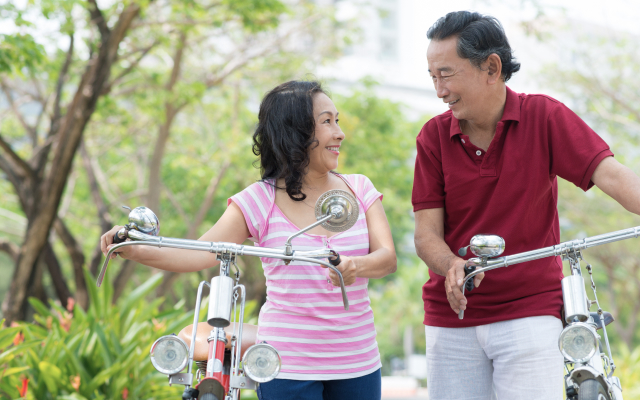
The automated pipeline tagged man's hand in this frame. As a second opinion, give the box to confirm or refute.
[445,258,485,314]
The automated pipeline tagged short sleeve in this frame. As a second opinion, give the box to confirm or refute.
[412,121,445,211]
[343,174,383,212]
[547,103,614,191]
[228,182,274,242]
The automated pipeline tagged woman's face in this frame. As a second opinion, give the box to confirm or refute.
[308,92,344,174]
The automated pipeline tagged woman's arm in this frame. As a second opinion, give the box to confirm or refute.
[327,199,397,285]
[100,202,251,273]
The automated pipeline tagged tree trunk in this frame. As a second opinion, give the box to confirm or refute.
[54,219,89,310]
[1,3,140,324]
[80,140,113,276]
[42,242,71,309]
[112,259,136,303]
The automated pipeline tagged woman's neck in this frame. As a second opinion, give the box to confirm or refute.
[301,170,333,195]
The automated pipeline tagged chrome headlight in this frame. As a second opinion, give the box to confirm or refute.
[559,323,598,363]
[242,343,281,383]
[150,335,189,375]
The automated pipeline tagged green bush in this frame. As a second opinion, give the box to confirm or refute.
[0,272,192,400]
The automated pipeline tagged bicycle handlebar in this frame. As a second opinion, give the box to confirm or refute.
[97,229,350,310]
[459,225,640,319]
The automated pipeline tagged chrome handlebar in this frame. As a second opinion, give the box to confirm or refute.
[97,230,350,310]
[459,225,640,319]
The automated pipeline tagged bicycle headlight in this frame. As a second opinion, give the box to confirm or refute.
[242,343,281,383]
[559,323,598,363]
[150,335,189,375]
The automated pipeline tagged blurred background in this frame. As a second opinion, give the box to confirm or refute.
[1,0,639,398]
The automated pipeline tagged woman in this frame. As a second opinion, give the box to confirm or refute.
[101,80,397,400]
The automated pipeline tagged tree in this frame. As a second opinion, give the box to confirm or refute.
[0,0,352,322]
[0,0,140,324]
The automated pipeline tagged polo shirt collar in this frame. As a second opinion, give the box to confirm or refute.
[449,86,521,139]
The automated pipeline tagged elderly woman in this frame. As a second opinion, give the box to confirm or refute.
[101,80,396,400]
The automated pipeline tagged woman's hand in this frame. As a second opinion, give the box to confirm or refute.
[327,255,357,287]
[100,226,138,260]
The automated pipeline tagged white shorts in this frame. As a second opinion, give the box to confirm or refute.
[424,315,564,400]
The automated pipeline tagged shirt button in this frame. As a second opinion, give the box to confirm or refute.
[476,150,482,156]
[461,139,465,143]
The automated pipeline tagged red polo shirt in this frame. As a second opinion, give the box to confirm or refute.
[412,87,613,328]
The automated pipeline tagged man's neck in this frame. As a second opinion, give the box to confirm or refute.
[462,85,507,151]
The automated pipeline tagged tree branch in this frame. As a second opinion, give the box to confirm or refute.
[42,242,71,309]
[81,139,114,275]
[50,33,75,139]
[205,15,321,88]
[161,182,189,226]
[0,80,38,145]
[187,161,231,239]
[88,0,110,41]
[53,218,89,310]
[103,40,158,93]
[0,133,33,179]
[0,239,19,261]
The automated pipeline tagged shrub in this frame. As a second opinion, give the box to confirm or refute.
[0,272,191,400]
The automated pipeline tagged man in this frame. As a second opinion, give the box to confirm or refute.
[412,11,640,400]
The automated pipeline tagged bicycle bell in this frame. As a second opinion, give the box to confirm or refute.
[124,206,160,236]
[314,190,359,232]
[458,234,505,258]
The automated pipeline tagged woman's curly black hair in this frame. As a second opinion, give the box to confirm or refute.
[252,80,326,202]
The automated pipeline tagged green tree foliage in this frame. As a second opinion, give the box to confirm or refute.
[0,0,351,320]
[333,80,429,370]
[335,79,422,252]
[527,18,640,349]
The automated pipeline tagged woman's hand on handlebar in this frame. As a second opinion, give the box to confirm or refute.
[326,255,357,287]
[100,226,133,260]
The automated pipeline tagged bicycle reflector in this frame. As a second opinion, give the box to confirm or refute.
[150,335,189,375]
[242,343,281,383]
[559,323,598,363]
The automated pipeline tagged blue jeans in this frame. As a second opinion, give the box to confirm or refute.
[257,369,381,400]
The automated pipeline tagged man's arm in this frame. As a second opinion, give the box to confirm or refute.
[414,208,484,314]
[591,156,640,215]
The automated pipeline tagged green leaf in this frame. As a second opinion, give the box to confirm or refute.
[119,273,163,317]
[0,33,45,75]
[39,360,62,393]
[1,365,30,377]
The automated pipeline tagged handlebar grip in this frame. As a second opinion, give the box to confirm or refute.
[113,229,127,244]
[464,265,476,292]
[329,253,341,266]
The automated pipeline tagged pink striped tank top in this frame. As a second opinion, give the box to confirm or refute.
[228,173,383,380]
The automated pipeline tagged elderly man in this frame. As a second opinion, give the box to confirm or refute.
[412,11,640,400]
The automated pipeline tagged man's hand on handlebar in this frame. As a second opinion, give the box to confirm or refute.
[445,258,484,314]
[326,255,357,287]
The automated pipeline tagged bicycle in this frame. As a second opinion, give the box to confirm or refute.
[458,227,640,400]
[96,189,359,400]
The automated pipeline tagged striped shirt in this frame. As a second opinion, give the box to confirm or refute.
[228,173,383,380]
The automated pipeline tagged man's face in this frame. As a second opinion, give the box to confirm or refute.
[427,37,490,122]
